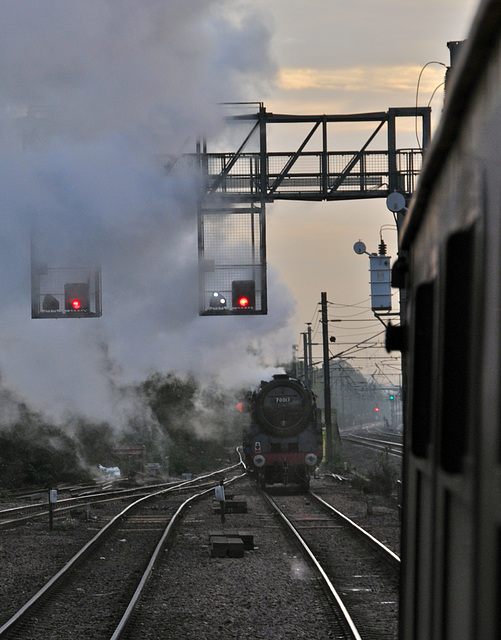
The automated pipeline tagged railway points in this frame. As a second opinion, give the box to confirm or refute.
[0,457,400,639]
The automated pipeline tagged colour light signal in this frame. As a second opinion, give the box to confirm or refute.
[64,283,90,312]
[232,280,255,310]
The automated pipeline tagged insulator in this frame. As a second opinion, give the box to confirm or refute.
[378,240,387,255]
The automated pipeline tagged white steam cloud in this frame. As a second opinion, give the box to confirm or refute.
[0,1,296,426]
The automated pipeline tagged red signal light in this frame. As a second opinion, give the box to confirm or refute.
[375,407,379,412]
[232,280,255,310]
[64,283,90,312]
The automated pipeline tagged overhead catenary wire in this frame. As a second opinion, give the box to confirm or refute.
[428,81,445,107]
[415,60,447,148]
[299,295,401,388]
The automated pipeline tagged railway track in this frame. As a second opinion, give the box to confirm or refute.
[342,434,403,458]
[0,469,241,530]
[1,468,400,638]
[0,469,245,639]
[120,475,342,639]
[263,488,400,639]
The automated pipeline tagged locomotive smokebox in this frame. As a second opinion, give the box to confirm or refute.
[254,375,313,438]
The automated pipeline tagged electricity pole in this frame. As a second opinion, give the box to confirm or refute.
[302,331,310,389]
[321,292,334,466]
[307,324,313,386]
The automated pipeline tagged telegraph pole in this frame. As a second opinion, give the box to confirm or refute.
[302,331,310,389]
[307,324,313,386]
[321,292,334,466]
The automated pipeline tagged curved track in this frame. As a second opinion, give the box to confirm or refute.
[1,459,400,639]
[0,467,243,639]
[0,467,242,531]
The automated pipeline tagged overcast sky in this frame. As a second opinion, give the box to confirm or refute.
[0,0,481,427]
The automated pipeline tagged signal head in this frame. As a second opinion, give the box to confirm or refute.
[64,282,90,312]
[210,292,227,308]
[231,280,255,310]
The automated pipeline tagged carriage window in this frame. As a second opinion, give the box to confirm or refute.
[411,282,435,458]
[440,227,474,473]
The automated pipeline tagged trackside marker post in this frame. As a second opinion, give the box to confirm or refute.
[49,489,57,531]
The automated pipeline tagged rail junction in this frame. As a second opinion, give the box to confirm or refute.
[1,457,400,639]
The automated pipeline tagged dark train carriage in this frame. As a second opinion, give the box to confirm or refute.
[391,2,501,638]
[243,374,323,490]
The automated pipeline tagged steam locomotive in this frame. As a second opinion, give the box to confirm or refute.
[242,374,323,490]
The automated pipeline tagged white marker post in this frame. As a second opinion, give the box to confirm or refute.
[49,489,57,531]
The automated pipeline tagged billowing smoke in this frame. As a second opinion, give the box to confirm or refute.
[0,1,295,428]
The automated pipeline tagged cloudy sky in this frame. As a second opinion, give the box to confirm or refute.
[0,0,480,426]
[255,0,478,367]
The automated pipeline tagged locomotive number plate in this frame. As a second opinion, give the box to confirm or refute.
[274,396,292,403]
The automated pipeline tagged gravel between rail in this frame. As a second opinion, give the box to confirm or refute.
[0,441,402,638]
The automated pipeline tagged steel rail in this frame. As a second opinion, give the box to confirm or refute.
[309,491,401,567]
[261,491,363,640]
[342,434,403,458]
[346,434,403,449]
[0,463,243,530]
[0,465,243,637]
[110,473,245,639]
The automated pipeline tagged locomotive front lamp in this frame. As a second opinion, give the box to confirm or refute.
[253,454,265,467]
[305,453,318,466]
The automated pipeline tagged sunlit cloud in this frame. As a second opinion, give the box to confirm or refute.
[278,64,446,100]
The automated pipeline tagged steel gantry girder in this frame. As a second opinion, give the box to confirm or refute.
[194,104,431,203]
[194,103,431,315]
